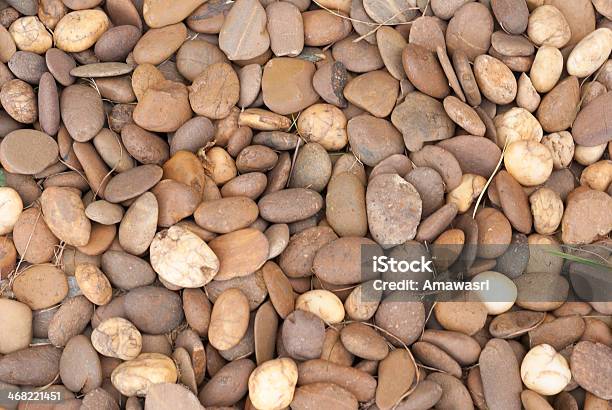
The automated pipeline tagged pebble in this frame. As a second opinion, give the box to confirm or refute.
[391,92,455,152]
[0,25,16,63]
[494,171,533,234]
[40,186,91,247]
[366,174,422,248]
[376,26,407,80]
[12,208,59,264]
[262,58,318,115]
[60,84,105,142]
[258,188,323,223]
[8,51,48,84]
[133,23,187,65]
[53,10,110,52]
[45,48,76,86]
[266,2,304,57]
[427,372,475,410]
[0,79,37,124]
[376,349,416,409]
[562,189,612,245]
[514,272,569,311]
[536,76,580,133]
[479,338,522,410]
[85,200,124,225]
[570,341,612,399]
[143,0,205,28]
[104,165,164,203]
[332,34,384,73]
[189,62,239,120]
[491,31,534,57]
[491,0,528,35]
[405,167,444,218]
[442,96,485,137]
[446,2,493,61]
[473,54,517,105]
[567,28,612,78]
[132,80,192,132]
[343,70,399,118]
[94,25,141,62]
[0,129,58,175]
[409,15,445,52]
[69,62,134,78]
[347,114,404,167]
[572,91,612,146]
[219,0,269,60]
[363,0,417,24]
[402,43,449,99]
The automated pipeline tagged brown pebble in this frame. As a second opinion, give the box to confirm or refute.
[262,58,318,115]
[344,71,399,118]
[402,43,449,99]
[104,165,164,204]
[0,129,58,175]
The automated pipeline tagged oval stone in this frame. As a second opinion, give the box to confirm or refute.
[491,0,528,35]
[347,115,404,167]
[104,165,164,203]
[402,43,449,99]
[118,192,159,256]
[218,0,269,61]
[258,188,323,223]
[12,264,68,310]
[572,91,612,146]
[366,173,422,248]
[571,341,612,400]
[70,62,134,78]
[446,2,493,61]
[0,129,58,175]
[536,76,580,133]
[479,338,522,410]
[94,25,141,62]
[60,84,105,142]
[40,186,91,247]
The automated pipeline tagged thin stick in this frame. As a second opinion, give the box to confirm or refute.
[311,0,418,26]
[333,319,421,408]
[472,140,509,219]
[502,314,546,339]
[0,210,42,295]
[352,5,422,42]
[287,112,304,187]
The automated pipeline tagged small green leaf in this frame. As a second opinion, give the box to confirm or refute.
[0,169,5,187]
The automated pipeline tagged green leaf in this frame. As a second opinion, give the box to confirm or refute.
[0,169,5,187]
[546,250,612,270]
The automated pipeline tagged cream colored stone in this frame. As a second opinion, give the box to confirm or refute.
[248,358,298,410]
[530,46,563,93]
[494,107,543,148]
[296,289,346,324]
[149,225,219,288]
[520,344,571,396]
[447,174,487,213]
[530,187,564,235]
[504,140,553,186]
[9,17,52,54]
[567,28,612,77]
[111,353,177,397]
